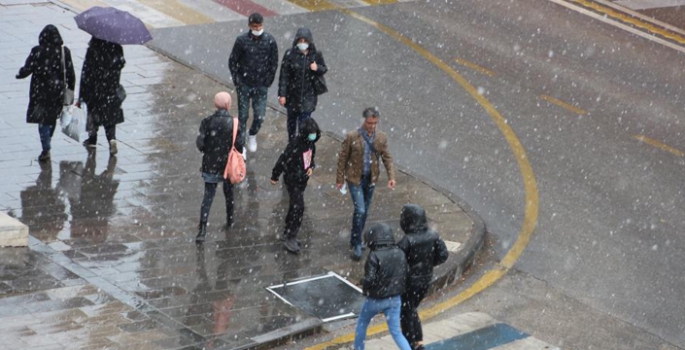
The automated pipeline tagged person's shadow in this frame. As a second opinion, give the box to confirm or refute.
[20,161,67,242]
[58,151,119,243]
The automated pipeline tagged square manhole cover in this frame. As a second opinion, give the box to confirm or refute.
[266,271,364,322]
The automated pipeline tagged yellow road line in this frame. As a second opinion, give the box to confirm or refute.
[287,0,339,11]
[568,0,685,45]
[306,9,539,350]
[454,58,496,77]
[138,0,213,25]
[541,94,587,115]
[634,135,684,156]
[361,0,398,5]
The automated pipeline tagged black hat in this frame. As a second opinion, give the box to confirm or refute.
[248,13,263,25]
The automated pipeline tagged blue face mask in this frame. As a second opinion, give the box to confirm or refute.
[307,133,317,141]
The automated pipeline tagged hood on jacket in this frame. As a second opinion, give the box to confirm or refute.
[298,117,321,143]
[39,25,63,47]
[364,223,395,250]
[292,27,316,51]
[400,204,429,234]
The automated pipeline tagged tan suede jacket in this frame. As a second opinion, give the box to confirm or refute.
[336,130,395,186]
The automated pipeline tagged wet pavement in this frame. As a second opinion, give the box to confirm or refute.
[0,2,481,349]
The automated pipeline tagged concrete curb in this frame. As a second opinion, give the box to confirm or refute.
[0,211,28,247]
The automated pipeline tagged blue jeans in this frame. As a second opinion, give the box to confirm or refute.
[286,108,311,142]
[349,174,375,247]
[38,123,56,151]
[237,85,268,139]
[354,295,411,350]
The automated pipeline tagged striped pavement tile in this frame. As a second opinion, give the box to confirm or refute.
[56,0,410,28]
[364,312,561,350]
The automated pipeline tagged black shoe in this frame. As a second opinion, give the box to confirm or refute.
[195,224,207,243]
[284,238,300,254]
[83,138,96,148]
[351,244,363,261]
[223,220,234,231]
[38,151,50,162]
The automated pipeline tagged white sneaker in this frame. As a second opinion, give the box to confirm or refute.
[242,148,247,161]
[248,135,257,152]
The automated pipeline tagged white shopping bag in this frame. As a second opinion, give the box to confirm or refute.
[61,103,88,142]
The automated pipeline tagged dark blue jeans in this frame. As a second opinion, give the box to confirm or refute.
[286,108,311,142]
[38,123,56,152]
[200,180,234,226]
[349,174,375,247]
[237,85,268,138]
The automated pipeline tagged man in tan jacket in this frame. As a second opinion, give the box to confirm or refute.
[336,107,396,260]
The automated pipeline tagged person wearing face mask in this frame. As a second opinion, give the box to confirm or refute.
[228,12,279,157]
[278,27,328,142]
[336,107,396,260]
[270,118,321,254]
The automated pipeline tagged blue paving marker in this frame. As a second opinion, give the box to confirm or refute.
[425,323,529,350]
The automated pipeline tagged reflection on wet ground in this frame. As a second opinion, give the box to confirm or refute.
[0,4,473,349]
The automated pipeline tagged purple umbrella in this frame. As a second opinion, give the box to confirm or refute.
[74,7,152,45]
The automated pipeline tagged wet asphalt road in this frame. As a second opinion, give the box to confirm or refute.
[149,0,685,347]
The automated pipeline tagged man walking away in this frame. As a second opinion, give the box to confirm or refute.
[354,223,411,350]
[228,12,278,156]
[336,107,396,261]
[397,204,449,350]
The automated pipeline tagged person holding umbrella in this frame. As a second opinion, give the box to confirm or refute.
[74,6,152,155]
[16,24,76,162]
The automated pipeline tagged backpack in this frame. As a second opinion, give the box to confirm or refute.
[223,117,246,184]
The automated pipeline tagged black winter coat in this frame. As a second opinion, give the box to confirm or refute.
[362,223,408,299]
[397,204,449,286]
[278,28,327,113]
[271,133,320,187]
[79,37,126,126]
[196,109,245,175]
[16,25,76,125]
[228,31,279,88]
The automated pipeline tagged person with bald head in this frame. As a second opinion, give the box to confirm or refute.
[195,92,245,243]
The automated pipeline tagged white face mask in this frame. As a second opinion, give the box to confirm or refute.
[251,29,264,36]
[296,42,309,51]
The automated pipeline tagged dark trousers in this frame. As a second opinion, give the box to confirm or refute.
[400,283,430,345]
[200,180,234,226]
[286,108,311,142]
[237,85,268,138]
[283,182,306,239]
[88,124,116,142]
[38,123,56,151]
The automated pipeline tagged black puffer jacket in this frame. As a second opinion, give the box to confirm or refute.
[271,118,321,187]
[228,31,279,88]
[16,25,76,125]
[397,204,449,286]
[361,223,408,299]
[79,37,126,126]
[277,28,327,113]
[196,109,245,175]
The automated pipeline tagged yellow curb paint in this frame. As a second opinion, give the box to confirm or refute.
[361,0,398,5]
[287,0,339,11]
[541,94,588,115]
[138,0,214,25]
[569,0,685,45]
[454,57,496,77]
[306,9,539,350]
[634,135,684,156]
[58,0,109,12]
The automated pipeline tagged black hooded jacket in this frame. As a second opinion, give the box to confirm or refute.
[277,28,327,113]
[228,30,279,88]
[196,109,245,175]
[397,204,449,286]
[362,223,408,299]
[79,37,126,126]
[16,25,76,124]
[271,118,321,186]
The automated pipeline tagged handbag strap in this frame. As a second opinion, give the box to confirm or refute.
[60,46,66,88]
[231,117,238,149]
